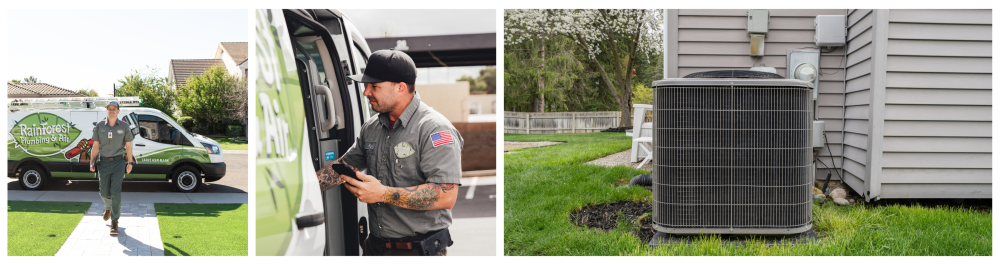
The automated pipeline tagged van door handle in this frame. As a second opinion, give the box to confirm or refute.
[136,144,145,147]
[315,84,338,131]
[295,212,325,229]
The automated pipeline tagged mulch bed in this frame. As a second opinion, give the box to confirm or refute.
[601,127,630,132]
[570,200,655,243]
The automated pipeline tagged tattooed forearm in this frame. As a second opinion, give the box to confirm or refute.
[316,158,360,192]
[383,183,458,210]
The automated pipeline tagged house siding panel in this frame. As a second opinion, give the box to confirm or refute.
[842,8,874,190]
[877,10,992,199]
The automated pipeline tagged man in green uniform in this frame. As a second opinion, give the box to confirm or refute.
[336,50,464,256]
[89,101,134,236]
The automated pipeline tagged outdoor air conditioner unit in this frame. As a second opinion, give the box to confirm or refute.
[651,70,814,235]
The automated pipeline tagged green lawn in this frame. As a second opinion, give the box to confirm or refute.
[8,201,92,256]
[209,137,248,150]
[504,132,992,256]
[155,203,248,256]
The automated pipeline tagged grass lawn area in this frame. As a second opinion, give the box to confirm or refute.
[209,137,248,151]
[8,201,91,256]
[155,203,248,256]
[504,132,992,256]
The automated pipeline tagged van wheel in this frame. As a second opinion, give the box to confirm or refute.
[172,166,201,192]
[18,164,47,190]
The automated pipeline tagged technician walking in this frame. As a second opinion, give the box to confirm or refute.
[335,50,463,256]
[89,101,134,236]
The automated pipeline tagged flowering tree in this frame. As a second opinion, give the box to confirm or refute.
[505,9,662,126]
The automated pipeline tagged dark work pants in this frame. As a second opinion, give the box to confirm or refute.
[97,159,126,221]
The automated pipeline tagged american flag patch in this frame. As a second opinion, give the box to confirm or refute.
[430,130,454,147]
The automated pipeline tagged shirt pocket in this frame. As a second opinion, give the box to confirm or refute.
[392,145,421,185]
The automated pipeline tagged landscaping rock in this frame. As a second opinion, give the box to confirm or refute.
[813,194,825,204]
[812,187,823,195]
[834,198,850,206]
[830,188,847,199]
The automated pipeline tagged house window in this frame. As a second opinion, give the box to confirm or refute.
[470,102,481,115]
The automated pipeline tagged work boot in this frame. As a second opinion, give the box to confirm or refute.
[103,210,111,221]
[110,221,119,236]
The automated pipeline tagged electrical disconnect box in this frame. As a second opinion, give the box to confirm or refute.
[746,9,769,35]
[747,9,769,56]
[814,15,846,47]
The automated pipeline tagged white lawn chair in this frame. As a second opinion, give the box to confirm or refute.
[629,104,653,164]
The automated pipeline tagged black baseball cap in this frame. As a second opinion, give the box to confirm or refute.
[348,49,417,84]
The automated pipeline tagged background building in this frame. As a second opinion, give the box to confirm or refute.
[7,82,85,98]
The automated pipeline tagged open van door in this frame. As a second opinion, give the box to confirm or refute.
[255,8,369,256]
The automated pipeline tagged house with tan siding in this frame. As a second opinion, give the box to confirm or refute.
[662,9,991,200]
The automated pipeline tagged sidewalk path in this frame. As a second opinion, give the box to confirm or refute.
[55,203,163,256]
[9,191,246,256]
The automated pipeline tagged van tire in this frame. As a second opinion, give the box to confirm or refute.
[18,164,47,190]
[172,166,201,192]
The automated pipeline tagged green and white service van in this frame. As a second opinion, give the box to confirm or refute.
[7,97,226,192]
[256,9,374,256]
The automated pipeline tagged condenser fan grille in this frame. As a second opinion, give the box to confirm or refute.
[652,84,813,234]
[682,70,785,79]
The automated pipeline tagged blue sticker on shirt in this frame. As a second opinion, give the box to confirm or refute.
[325,151,337,161]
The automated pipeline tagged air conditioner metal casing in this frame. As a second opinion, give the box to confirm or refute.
[651,78,814,235]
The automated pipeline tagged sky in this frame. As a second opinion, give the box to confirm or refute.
[340,9,496,85]
[7,9,248,96]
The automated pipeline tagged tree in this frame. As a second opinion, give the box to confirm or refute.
[177,65,244,134]
[76,89,99,97]
[632,83,652,105]
[22,76,39,83]
[479,66,497,94]
[223,75,249,132]
[457,75,485,93]
[506,9,662,127]
[117,66,176,118]
[504,35,585,112]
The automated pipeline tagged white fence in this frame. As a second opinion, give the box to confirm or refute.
[504,111,620,134]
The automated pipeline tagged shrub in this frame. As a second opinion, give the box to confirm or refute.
[226,125,244,137]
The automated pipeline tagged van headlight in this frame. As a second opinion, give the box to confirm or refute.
[201,142,221,154]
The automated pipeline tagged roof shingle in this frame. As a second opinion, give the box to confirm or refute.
[7,82,85,98]
[170,59,225,88]
[219,42,248,65]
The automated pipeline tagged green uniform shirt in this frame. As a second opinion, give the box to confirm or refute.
[93,117,133,158]
[342,93,464,239]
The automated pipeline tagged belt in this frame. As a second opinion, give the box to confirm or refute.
[101,155,125,161]
[372,229,441,250]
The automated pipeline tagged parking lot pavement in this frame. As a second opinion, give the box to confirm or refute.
[448,176,497,256]
[447,217,497,256]
[8,150,248,193]
[453,176,497,218]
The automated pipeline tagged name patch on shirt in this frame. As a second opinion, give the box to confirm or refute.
[430,130,454,147]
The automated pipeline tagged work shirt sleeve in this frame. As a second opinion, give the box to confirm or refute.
[419,124,463,185]
[92,124,100,144]
[123,124,133,143]
[341,137,368,170]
